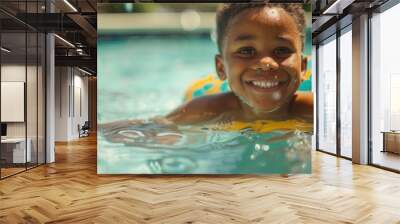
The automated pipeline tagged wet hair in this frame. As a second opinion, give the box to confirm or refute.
[216,3,306,53]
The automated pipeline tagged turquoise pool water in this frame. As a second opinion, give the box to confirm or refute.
[98,35,217,121]
[98,35,311,174]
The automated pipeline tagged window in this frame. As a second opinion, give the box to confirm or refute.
[371,3,400,171]
[0,1,47,179]
[339,27,352,158]
[317,35,337,154]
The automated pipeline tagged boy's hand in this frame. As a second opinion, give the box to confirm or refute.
[99,118,183,146]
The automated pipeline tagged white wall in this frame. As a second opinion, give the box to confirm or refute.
[55,67,89,141]
[1,82,25,122]
[55,66,69,141]
[1,65,39,138]
[1,65,26,81]
[1,63,46,164]
[74,73,89,137]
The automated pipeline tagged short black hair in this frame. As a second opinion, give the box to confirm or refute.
[216,3,306,53]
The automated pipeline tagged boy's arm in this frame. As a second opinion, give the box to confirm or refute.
[165,93,234,125]
[291,92,314,121]
[100,93,234,129]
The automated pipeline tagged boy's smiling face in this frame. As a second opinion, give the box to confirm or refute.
[216,7,306,113]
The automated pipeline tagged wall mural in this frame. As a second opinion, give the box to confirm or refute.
[97,3,313,174]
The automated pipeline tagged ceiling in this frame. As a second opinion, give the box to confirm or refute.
[312,0,390,43]
[1,0,396,75]
[0,0,97,74]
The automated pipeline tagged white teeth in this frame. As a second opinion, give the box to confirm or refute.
[251,80,279,89]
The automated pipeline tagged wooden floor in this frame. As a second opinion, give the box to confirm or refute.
[373,150,400,171]
[1,163,45,178]
[1,167,26,178]
[1,135,400,224]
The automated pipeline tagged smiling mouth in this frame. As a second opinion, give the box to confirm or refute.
[244,79,286,91]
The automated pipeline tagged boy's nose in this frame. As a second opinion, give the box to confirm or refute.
[253,56,278,71]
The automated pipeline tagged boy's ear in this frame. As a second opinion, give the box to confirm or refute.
[215,55,227,80]
[300,56,308,82]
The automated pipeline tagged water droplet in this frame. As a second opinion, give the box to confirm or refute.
[118,129,145,138]
[272,91,281,100]
[262,145,270,151]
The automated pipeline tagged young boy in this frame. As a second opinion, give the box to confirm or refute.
[103,3,313,132]
[165,3,313,125]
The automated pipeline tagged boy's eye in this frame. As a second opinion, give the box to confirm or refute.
[236,47,256,57]
[274,47,293,57]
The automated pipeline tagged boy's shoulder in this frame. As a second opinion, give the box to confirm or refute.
[166,92,238,125]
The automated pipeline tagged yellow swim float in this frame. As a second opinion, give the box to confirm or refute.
[211,120,313,133]
[183,69,313,133]
[183,74,229,102]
